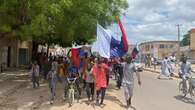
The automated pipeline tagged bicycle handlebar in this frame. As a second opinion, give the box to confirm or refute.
[67,77,77,83]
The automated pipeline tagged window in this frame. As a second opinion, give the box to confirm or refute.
[159,44,165,48]
[145,45,150,51]
[170,45,174,48]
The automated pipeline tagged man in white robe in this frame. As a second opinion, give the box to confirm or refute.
[158,57,172,79]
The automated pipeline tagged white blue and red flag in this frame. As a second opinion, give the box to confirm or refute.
[92,17,128,58]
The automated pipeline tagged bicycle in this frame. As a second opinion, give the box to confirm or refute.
[67,77,79,106]
[178,76,195,98]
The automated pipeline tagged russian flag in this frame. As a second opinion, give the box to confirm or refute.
[110,17,128,58]
[71,46,87,68]
[92,17,128,58]
[131,45,139,59]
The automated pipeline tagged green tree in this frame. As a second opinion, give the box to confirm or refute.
[0,0,128,46]
[180,34,190,46]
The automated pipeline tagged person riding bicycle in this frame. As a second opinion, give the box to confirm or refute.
[179,57,194,92]
[68,64,79,78]
[67,64,81,98]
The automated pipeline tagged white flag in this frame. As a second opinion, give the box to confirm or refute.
[91,24,111,58]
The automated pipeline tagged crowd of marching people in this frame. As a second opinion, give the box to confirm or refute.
[30,52,97,104]
[29,50,195,109]
[29,51,142,109]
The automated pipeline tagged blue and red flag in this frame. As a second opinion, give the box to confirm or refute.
[71,48,80,68]
[131,45,139,59]
[71,46,87,68]
[117,16,128,52]
[110,17,128,58]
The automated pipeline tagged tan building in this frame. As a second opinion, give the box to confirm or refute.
[179,29,195,60]
[189,29,195,59]
[139,41,178,59]
[0,37,32,71]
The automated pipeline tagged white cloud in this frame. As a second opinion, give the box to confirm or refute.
[109,0,195,44]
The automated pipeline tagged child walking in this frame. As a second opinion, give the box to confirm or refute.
[30,61,40,88]
[85,65,95,103]
[47,58,58,104]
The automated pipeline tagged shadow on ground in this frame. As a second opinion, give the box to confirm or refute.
[174,95,195,105]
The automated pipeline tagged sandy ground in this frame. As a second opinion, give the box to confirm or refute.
[1,69,195,110]
[0,71,127,110]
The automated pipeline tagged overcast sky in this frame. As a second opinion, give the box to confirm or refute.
[108,0,195,44]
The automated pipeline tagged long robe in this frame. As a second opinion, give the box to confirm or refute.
[160,59,171,77]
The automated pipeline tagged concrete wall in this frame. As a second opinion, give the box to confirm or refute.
[190,29,195,50]
[190,29,195,60]
[0,37,17,68]
[0,37,32,70]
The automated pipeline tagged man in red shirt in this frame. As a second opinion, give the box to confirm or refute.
[92,57,109,106]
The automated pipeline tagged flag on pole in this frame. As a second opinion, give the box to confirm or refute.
[92,17,128,58]
[71,46,87,68]
[71,48,80,68]
[110,17,128,58]
[131,45,139,59]
[117,16,128,52]
[91,24,111,58]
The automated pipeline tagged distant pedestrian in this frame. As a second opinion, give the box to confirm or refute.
[43,53,49,79]
[153,57,157,70]
[144,55,147,67]
[122,55,141,108]
[47,70,57,104]
[29,61,40,88]
[158,57,172,79]
[167,58,174,76]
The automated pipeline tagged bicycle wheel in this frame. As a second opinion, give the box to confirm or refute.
[75,88,80,102]
[179,81,187,97]
[68,89,73,106]
[190,87,195,98]
[190,78,195,98]
[72,89,75,104]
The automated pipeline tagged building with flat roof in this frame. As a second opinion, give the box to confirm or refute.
[0,37,32,71]
[189,29,195,60]
[139,41,178,59]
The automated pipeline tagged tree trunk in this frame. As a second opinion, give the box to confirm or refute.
[32,41,39,61]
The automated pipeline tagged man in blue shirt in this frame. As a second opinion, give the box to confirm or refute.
[68,64,79,78]
[67,63,81,98]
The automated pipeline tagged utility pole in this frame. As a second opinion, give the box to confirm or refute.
[176,24,181,61]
